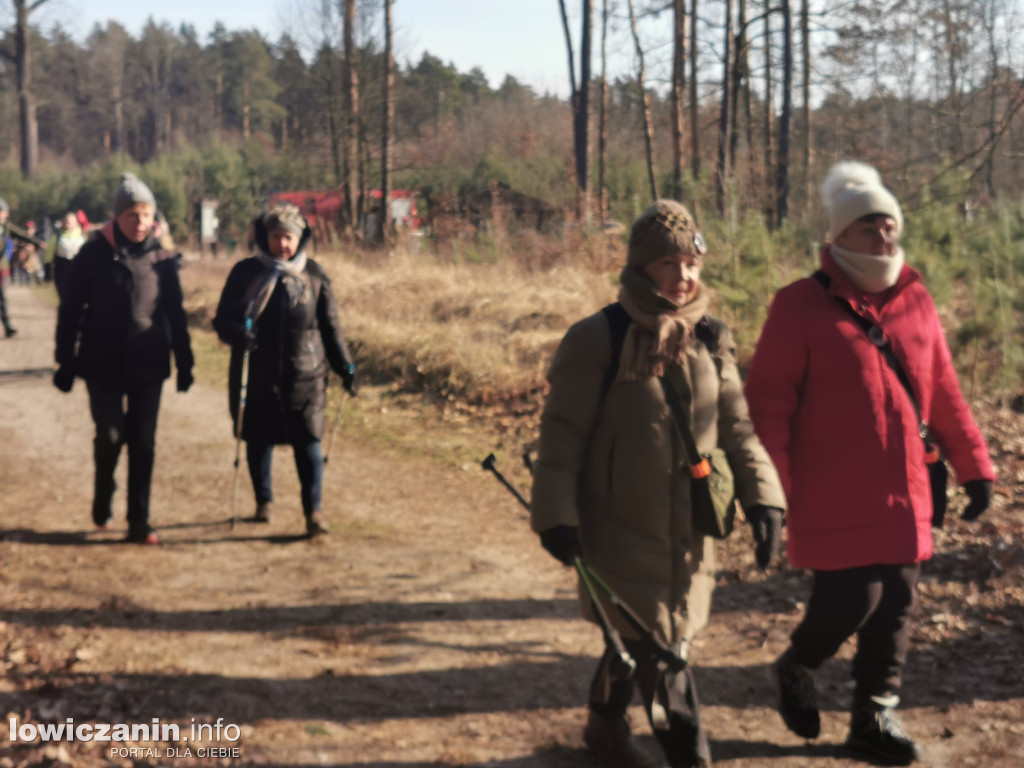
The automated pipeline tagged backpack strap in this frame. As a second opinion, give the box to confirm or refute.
[600,302,723,392]
[600,302,631,393]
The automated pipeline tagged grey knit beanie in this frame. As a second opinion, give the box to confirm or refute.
[0,198,8,213]
[627,199,707,269]
[113,173,156,217]
[263,204,306,236]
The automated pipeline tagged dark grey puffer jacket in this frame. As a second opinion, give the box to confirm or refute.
[213,219,355,445]
[55,220,193,390]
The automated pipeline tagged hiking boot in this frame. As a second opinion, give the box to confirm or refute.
[583,710,666,768]
[125,529,160,546]
[774,648,820,739]
[305,511,329,538]
[253,501,273,523]
[846,695,919,766]
[4,326,16,338]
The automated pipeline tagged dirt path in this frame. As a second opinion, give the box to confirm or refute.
[1,282,1022,768]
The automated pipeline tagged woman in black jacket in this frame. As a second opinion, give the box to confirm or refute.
[53,174,194,544]
[213,205,356,537]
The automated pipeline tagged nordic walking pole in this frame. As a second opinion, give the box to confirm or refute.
[482,452,636,679]
[481,453,530,510]
[581,560,688,672]
[230,321,254,530]
[575,556,637,680]
[323,377,345,466]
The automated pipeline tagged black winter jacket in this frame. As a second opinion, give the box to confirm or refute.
[54,221,194,390]
[212,220,355,445]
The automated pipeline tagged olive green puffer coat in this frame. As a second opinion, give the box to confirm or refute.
[531,307,785,645]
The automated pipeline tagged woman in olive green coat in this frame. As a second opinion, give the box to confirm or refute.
[531,200,785,768]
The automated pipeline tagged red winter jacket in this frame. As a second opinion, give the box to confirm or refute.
[744,248,994,570]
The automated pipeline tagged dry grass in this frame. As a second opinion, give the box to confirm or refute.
[182,243,621,405]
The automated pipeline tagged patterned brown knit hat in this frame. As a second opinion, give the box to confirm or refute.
[263,204,306,236]
[627,199,707,269]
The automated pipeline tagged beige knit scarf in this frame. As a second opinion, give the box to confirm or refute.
[616,266,710,380]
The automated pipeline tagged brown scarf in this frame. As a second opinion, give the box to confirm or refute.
[616,266,710,381]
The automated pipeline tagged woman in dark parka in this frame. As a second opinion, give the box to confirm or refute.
[213,205,356,537]
[53,174,194,544]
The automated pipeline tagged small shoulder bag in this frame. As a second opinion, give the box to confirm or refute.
[658,374,737,539]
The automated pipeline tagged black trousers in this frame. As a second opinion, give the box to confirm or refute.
[589,638,710,768]
[87,381,164,534]
[53,256,71,300]
[790,562,920,699]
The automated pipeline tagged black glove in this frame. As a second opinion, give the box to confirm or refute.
[177,368,194,393]
[341,365,358,397]
[53,366,75,393]
[929,460,950,528]
[961,479,993,521]
[746,505,784,569]
[539,525,581,566]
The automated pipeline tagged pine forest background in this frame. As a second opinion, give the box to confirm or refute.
[2,0,1024,396]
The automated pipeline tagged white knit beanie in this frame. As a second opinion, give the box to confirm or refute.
[821,162,903,241]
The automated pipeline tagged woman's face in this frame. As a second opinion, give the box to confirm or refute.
[643,250,702,304]
[268,229,300,259]
[116,203,155,243]
[834,215,900,256]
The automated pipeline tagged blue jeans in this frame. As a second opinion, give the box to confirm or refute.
[246,439,323,515]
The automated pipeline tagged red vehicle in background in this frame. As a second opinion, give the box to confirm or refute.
[267,189,419,243]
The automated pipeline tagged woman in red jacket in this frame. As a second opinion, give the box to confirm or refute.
[744,162,994,766]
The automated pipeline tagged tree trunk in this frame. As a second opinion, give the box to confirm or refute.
[715,0,733,216]
[242,78,251,140]
[627,0,658,202]
[559,0,592,218]
[343,0,360,236]
[671,0,687,199]
[689,0,701,180]
[378,0,394,246]
[598,0,610,223]
[762,7,775,224]
[800,0,812,216]
[13,0,48,179]
[776,0,793,226]
[112,81,125,154]
[730,0,746,173]
[577,0,592,220]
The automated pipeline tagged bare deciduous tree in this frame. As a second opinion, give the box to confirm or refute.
[343,0,360,236]
[627,0,658,201]
[776,0,793,225]
[378,0,393,245]
[558,0,593,217]
[671,0,687,199]
[4,0,52,178]
[716,0,733,215]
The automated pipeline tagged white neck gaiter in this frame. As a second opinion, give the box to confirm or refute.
[829,244,905,294]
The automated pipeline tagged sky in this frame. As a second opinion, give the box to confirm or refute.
[50,0,590,99]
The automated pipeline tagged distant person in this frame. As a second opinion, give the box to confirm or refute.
[0,198,15,338]
[12,220,42,284]
[53,174,195,545]
[530,200,786,768]
[745,162,995,766]
[52,211,87,297]
[213,204,357,538]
